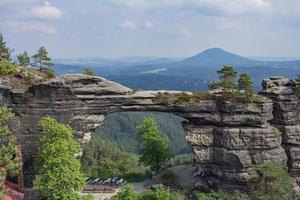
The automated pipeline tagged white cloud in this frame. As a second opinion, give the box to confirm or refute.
[4,20,56,34]
[120,20,136,29]
[32,1,62,19]
[105,0,272,16]
[144,21,155,29]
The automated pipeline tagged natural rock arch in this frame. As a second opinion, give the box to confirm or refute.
[0,74,299,193]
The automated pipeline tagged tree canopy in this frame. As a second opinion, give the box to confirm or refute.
[32,47,53,71]
[17,51,30,66]
[0,33,11,61]
[137,117,171,172]
[34,116,90,200]
[0,107,21,199]
[238,73,254,102]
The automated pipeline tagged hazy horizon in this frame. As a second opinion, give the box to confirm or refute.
[1,0,300,58]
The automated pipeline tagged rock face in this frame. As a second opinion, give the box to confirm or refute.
[260,76,300,186]
[0,74,299,193]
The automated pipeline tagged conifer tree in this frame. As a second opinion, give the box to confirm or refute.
[0,33,11,61]
[17,51,30,66]
[32,47,53,71]
[238,73,254,102]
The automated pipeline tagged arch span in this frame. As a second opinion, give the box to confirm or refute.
[0,74,291,192]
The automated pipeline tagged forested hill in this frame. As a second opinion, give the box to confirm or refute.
[94,112,191,155]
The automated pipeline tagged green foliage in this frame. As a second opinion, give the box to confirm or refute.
[198,190,250,200]
[111,185,139,200]
[166,154,193,165]
[96,112,190,155]
[83,68,96,76]
[0,58,17,76]
[0,107,21,198]
[17,51,30,66]
[216,66,238,99]
[137,117,171,172]
[155,185,170,200]
[238,73,254,102]
[175,92,192,103]
[32,46,53,71]
[46,70,55,79]
[34,116,90,200]
[139,185,184,200]
[81,135,146,180]
[253,163,294,200]
[0,33,11,60]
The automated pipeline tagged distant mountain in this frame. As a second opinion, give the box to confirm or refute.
[180,48,257,67]
[53,48,300,92]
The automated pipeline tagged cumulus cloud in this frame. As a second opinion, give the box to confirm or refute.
[104,0,272,16]
[120,20,136,29]
[3,20,56,34]
[144,21,155,29]
[32,1,62,19]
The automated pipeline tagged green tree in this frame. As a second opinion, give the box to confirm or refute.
[32,47,53,71]
[111,185,139,200]
[17,51,30,66]
[83,68,95,76]
[34,116,90,200]
[253,164,294,200]
[238,73,254,102]
[0,107,21,199]
[0,33,11,61]
[217,65,237,98]
[137,117,171,172]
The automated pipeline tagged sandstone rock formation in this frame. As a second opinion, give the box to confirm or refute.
[0,74,299,194]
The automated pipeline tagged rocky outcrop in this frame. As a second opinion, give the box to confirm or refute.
[260,76,300,186]
[0,74,299,193]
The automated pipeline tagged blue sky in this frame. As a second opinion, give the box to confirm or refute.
[0,0,300,58]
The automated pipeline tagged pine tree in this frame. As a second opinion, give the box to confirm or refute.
[0,33,11,61]
[217,65,238,99]
[238,73,254,102]
[0,107,21,199]
[32,47,53,71]
[17,51,30,66]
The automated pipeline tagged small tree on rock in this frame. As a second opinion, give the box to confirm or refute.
[17,51,30,66]
[83,67,95,76]
[238,73,254,102]
[32,47,53,71]
[137,117,171,172]
[0,33,11,61]
[34,116,90,200]
[0,107,21,199]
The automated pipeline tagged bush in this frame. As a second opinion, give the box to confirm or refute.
[46,70,55,79]
[83,68,95,76]
[253,163,294,200]
[0,58,17,76]
[198,190,250,200]
[175,92,192,103]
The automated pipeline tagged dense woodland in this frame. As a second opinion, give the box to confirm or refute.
[94,112,191,155]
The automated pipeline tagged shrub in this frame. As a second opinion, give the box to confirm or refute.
[153,92,171,104]
[46,70,55,79]
[175,92,192,103]
[83,68,95,76]
[111,185,139,200]
[253,163,294,200]
[0,58,17,76]
[198,190,250,200]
